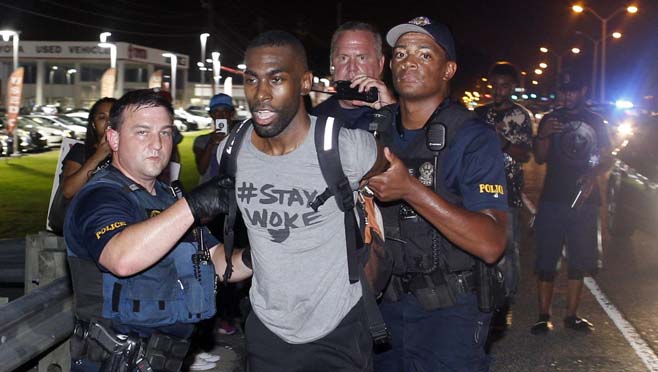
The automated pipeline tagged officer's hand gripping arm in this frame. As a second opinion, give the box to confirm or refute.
[185,175,234,224]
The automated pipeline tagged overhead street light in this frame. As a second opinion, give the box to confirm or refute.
[539,62,548,69]
[163,53,178,103]
[575,29,623,97]
[66,68,77,85]
[539,46,581,75]
[534,69,543,75]
[99,32,112,43]
[572,3,639,101]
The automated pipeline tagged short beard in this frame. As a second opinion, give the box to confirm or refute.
[252,119,290,138]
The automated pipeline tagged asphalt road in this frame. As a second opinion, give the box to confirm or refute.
[3,158,658,372]
[488,159,658,372]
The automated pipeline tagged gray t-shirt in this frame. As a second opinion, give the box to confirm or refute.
[217,116,377,343]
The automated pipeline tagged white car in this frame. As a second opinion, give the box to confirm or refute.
[28,115,87,141]
[175,108,212,130]
[65,111,89,121]
[17,117,64,148]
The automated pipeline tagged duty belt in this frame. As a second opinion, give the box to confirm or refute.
[401,270,476,295]
[73,320,190,372]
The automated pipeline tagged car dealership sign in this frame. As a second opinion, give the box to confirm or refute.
[0,41,188,68]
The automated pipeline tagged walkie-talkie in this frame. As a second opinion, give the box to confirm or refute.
[426,122,446,153]
[426,122,446,190]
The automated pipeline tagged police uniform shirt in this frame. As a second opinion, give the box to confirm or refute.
[65,166,219,337]
[392,118,509,213]
[66,166,219,265]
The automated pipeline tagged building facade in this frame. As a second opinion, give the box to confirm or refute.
[0,40,189,110]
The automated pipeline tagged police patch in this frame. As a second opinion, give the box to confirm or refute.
[95,221,127,239]
[479,184,505,198]
[147,209,163,218]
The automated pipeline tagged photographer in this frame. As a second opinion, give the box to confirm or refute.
[531,72,612,334]
[193,93,236,184]
[312,21,396,130]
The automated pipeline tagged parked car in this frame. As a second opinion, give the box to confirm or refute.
[0,126,47,154]
[606,115,658,239]
[28,115,86,140]
[65,111,89,121]
[175,108,211,130]
[16,117,64,148]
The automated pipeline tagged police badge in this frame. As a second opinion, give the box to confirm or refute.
[418,162,434,186]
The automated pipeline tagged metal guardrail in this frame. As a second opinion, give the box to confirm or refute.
[0,277,73,372]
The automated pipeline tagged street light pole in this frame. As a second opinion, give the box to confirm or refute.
[162,53,178,103]
[1,30,20,155]
[98,33,117,69]
[199,33,210,84]
[0,31,19,71]
[572,4,638,102]
[211,51,221,95]
[98,43,117,69]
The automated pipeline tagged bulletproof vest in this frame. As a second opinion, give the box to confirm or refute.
[66,168,216,327]
[378,102,479,275]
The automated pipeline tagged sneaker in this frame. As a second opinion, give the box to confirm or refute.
[564,316,594,332]
[530,314,554,335]
[217,320,237,335]
[188,354,217,371]
[197,352,221,363]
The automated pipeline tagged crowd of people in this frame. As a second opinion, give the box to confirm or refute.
[58,14,611,372]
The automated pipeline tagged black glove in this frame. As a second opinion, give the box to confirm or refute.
[186,175,234,224]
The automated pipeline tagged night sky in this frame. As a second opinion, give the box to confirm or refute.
[1,0,656,103]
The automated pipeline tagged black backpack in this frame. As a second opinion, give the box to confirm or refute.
[218,116,390,345]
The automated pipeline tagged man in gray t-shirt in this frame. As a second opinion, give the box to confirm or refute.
[214,31,384,372]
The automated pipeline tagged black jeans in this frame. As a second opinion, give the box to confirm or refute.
[245,302,373,372]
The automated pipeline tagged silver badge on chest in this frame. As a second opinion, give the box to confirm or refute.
[418,162,434,187]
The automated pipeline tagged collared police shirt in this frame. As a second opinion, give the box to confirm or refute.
[393,119,508,213]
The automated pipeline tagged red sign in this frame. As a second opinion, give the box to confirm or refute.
[5,67,24,135]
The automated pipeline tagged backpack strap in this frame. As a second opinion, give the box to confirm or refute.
[312,116,363,284]
[312,115,390,345]
[218,119,251,282]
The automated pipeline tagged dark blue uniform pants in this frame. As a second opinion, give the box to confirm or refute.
[374,292,491,372]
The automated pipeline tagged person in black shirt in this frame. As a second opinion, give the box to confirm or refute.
[531,71,612,334]
[60,97,117,200]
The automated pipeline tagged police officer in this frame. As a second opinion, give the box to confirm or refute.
[367,17,508,371]
[64,89,239,372]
